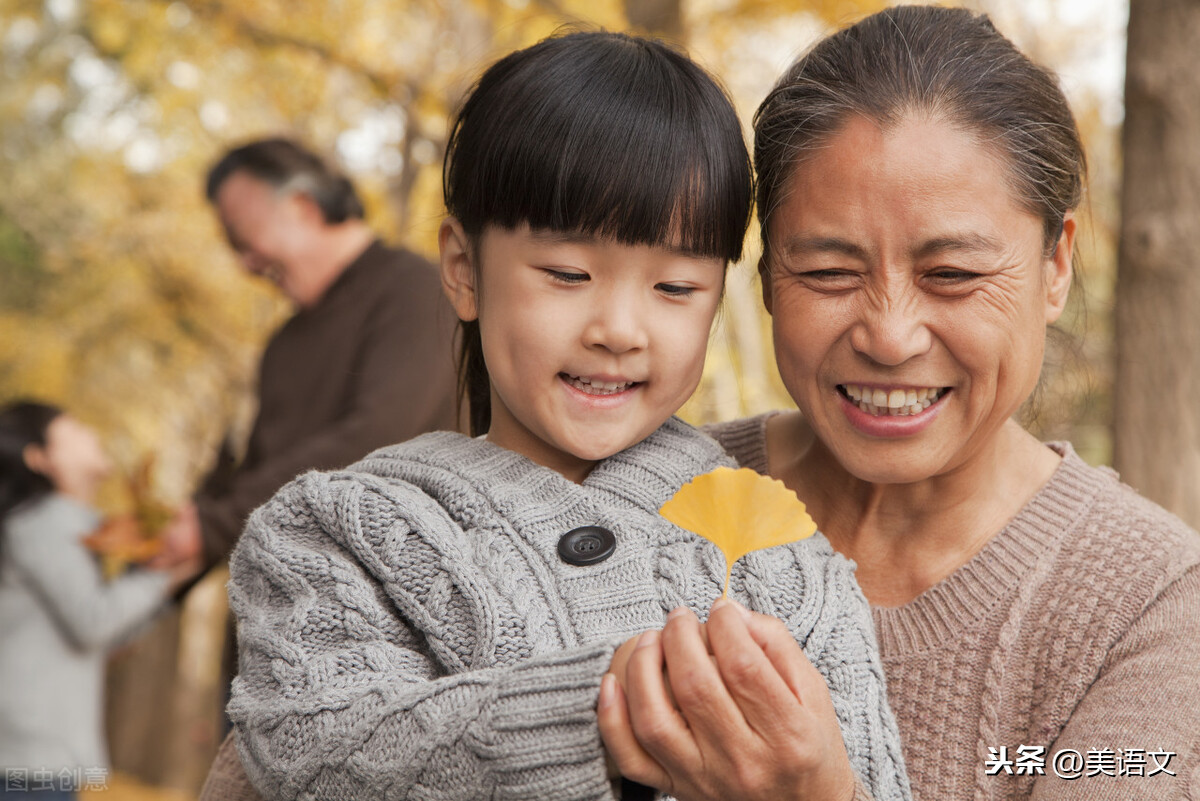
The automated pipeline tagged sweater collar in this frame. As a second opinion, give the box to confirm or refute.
[871,442,1115,655]
[357,415,731,519]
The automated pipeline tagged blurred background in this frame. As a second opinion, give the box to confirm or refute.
[2,0,1193,797]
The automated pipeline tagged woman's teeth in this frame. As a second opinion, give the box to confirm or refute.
[841,384,945,417]
[565,374,635,395]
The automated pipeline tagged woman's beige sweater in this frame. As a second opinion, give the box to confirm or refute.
[708,413,1200,801]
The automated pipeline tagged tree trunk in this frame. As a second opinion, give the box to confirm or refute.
[623,0,683,39]
[105,570,228,794]
[1114,0,1200,526]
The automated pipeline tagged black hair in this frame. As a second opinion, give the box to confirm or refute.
[0,401,62,558]
[443,31,753,435]
[754,5,1085,261]
[205,137,364,224]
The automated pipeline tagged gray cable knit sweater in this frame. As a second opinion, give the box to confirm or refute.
[227,417,910,801]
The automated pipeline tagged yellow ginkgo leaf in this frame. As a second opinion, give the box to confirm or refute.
[660,467,818,598]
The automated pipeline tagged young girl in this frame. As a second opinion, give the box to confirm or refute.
[221,32,909,801]
[0,402,191,800]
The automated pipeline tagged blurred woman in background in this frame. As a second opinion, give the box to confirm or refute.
[0,402,195,800]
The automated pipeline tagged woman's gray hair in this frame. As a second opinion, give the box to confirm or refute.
[753,5,1085,259]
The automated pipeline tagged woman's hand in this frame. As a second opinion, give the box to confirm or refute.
[598,600,857,801]
[147,503,205,592]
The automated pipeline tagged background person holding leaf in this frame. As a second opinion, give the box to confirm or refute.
[0,402,198,800]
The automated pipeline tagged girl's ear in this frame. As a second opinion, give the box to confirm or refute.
[1044,211,1075,325]
[439,217,479,322]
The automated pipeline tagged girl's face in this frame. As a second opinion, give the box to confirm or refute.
[762,114,1073,485]
[24,415,113,502]
[441,222,724,482]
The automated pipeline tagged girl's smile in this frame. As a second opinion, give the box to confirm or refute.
[560,373,645,410]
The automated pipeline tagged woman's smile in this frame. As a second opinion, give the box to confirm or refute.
[836,384,951,438]
[837,384,949,417]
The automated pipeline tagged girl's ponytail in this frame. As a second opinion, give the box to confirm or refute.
[456,319,490,437]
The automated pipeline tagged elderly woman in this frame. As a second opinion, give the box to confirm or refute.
[685,5,1199,800]
[601,5,1198,801]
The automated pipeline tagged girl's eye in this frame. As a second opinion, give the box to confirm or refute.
[656,283,696,297]
[543,268,588,284]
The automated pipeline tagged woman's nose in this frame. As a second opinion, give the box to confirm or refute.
[849,295,933,366]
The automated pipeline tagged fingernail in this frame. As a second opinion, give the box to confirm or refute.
[599,673,615,709]
[714,597,753,621]
[637,629,660,649]
[667,606,690,620]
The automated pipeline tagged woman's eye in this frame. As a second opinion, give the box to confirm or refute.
[926,268,981,283]
[795,269,859,288]
[544,268,588,284]
[656,283,696,297]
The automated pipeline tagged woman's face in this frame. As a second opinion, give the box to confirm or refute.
[762,114,1074,485]
[25,415,113,501]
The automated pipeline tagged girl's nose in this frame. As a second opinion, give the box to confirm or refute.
[583,292,650,354]
[848,296,933,366]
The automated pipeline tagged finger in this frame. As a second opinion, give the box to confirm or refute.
[659,607,749,740]
[694,616,711,653]
[742,607,824,704]
[608,633,646,691]
[706,600,805,739]
[597,673,671,790]
[737,607,858,793]
[624,629,700,772]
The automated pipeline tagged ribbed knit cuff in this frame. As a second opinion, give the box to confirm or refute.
[471,641,620,801]
[852,774,875,801]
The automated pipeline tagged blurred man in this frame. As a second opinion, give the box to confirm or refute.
[163,137,458,575]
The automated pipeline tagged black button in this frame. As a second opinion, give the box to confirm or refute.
[557,526,616,566]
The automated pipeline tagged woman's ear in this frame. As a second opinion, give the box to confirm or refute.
[758,256,774,316]
[1044,212,1075,325]
[439,217,479,322]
